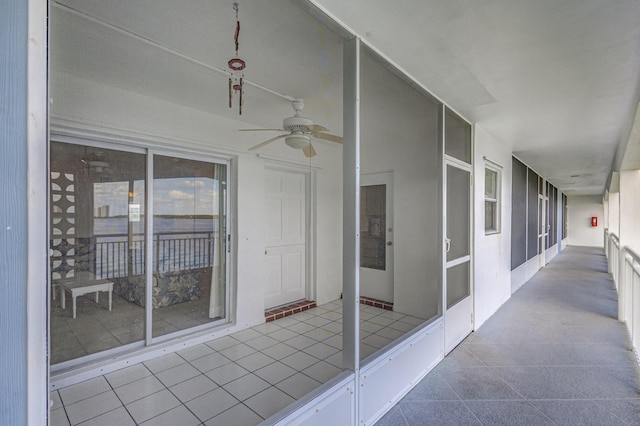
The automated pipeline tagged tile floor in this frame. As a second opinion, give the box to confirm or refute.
[51,292,218,365]
[377,246,640,426]
[50,300,424,425]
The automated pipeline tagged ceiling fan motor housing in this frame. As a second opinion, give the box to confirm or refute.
[283,115,314,132]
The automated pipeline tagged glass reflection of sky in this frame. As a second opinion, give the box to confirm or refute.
[94,178,220,217]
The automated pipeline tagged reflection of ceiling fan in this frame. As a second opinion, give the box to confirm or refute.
[242,99,343,158]
[81,151,110,173]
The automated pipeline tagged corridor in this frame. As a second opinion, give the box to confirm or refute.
[378,246,640,425]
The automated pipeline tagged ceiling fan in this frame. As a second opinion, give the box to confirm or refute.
[242,99,343,158]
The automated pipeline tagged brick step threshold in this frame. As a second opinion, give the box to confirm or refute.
[265,300,317,322]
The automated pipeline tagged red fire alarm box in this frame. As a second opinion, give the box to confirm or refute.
[591,216,598,227]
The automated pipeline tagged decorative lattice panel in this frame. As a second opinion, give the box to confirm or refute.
[50,172,77,281]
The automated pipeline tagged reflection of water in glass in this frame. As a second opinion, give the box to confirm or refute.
[94,217,221,279]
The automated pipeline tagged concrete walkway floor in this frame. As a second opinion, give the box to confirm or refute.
[377,246,640,425]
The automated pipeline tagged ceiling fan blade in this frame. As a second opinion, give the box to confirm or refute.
[301,124,329,133]
[312,132,343,144]
[248,134,288,151]
[302,143,317,158]
[239,128,285,132]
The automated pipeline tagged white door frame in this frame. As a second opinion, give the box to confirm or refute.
[443,156,474,353]
[264,164,314,307]
[538,192,546,269]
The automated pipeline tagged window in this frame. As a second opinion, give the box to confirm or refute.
[484,164,501,234]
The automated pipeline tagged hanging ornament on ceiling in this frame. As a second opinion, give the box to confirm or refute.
[228,2,246,115]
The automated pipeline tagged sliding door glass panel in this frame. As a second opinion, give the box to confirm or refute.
[152,155,227,338]
[50,141,146,364]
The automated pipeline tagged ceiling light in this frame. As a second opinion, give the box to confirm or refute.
[285,133,310,150]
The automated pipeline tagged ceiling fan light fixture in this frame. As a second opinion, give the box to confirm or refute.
[285,133,310,150]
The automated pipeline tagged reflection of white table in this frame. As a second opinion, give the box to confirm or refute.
[59,279,114,319]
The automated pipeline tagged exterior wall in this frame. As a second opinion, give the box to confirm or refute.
[50,72,345,333]
[566,195,605,247]
[2,1,48,424]
[608,192,620,237]
[1,4,30,424]
[473,125,513,328]
[620,170,640,254]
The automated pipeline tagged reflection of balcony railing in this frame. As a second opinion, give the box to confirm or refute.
[95,231,216,279]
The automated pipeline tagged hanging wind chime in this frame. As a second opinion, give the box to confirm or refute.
[228,2,246,115]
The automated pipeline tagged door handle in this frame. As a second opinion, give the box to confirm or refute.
[445,237,451,253]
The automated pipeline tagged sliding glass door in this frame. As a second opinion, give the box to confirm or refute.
[50,142,147,365]
[50,141,229,367]
[152,155,228,338]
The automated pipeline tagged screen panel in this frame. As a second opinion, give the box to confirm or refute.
[527,168,539,260]
[511,157,527,270]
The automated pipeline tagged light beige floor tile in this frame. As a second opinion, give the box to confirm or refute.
[205,362,250,386]
[244,387,295,420]
[77,407,134,426]
[139,405,201,426]
[205,335,241,351]
[280,351,320,371]
[169,374,218,403]
[244,335,279,351]
[234,352,275,371]
[58,377,111,406]
[284,334,317,350]
[105,363,152,389]
[218,343,256,361]
[268,328,299,342]
[361,333,392,349]
[177,343,215,362]
[114,375,165,405]
[204,403,263,426]
[190,352,233,373]
[231,328,264,342]
[251,322,282,334]
[261,342,299,360]
[276,372,322,399]
[126,389,181,424]
[143,353,186,374]
[65,390,121,425]
[155,362,201,387]
[186,387,240,422]
[302,361,343,383]
[50,408,70,426]
[50,390,62,410]
[254,361,297,385]
[223,373,271,401]
[302,342,340,360]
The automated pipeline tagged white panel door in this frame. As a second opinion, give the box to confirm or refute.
[360,172,394,302]
[264,169,307,309]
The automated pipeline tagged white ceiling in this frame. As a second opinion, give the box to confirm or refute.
[51,0,640,195]
[314,0,640,195]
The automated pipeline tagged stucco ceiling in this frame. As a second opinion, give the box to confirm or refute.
[50,0,640,195]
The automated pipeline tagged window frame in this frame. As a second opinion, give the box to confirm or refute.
[484,162,502,235]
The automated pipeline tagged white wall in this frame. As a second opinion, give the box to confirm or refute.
[359,51,441,320]
[566,195,604,247]
[609,192,620,237]
[51,72,345,330]
[473,125,513,328]
[620,170,640,255]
